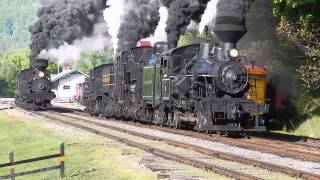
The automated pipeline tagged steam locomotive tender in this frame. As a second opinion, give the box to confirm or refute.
[15,59,55,110]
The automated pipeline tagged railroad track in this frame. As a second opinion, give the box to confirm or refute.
[247,132,320,148]
[35,111,265,179]
[26,109,319,180]
[52,106,320,163]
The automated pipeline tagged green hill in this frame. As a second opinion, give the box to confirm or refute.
[0,0,40,52]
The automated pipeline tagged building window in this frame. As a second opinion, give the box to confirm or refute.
[63,85,70,90]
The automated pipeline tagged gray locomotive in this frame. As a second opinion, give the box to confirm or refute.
[82,7,269,133]
[15,59,55,110]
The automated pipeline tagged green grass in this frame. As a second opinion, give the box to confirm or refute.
[272,94,320,139]
[293,116,320,138]
[274,116,320,138]
[0,111,157,179]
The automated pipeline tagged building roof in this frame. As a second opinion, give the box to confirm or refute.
[51,70,89,83]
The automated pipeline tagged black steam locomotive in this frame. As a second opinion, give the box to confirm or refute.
[82,7,269,133]
[15,59,55,110]
[83,41,267,132]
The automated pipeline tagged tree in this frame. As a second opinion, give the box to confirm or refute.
[0,48,30,96]
[273,0,320,94]
[47,62,58,74]
[0,0,40,53]
[75,46,114,74]
[178,29,217,47]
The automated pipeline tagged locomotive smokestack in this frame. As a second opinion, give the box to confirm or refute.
[213,0,254,56]
[34,59,49,71]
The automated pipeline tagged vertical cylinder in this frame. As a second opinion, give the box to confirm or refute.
[223,42,236,58]
[199,43,210,59]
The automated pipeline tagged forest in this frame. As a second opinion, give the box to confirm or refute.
[0,0,319,135]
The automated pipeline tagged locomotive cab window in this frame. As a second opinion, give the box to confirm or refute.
[161,57,168,67]
[63,85,70,90]
[171,55,182,75]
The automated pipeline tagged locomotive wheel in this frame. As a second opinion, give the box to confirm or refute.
[153,105,168,126]
[166,112,174,128]
[153,109,161,125]
[170,113,181,129]
[160,114,168,127]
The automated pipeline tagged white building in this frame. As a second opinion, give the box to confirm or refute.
[51,70,89,103]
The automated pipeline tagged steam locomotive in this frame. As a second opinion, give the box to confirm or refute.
[82,38,268,133]
[15,59,55,110]
[80,2,272,133]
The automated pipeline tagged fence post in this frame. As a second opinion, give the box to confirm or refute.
[9,152,15,180]
[59,143,65,178]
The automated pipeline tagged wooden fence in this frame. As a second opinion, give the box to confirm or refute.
[0,99,13,110]
[0,143,65,180]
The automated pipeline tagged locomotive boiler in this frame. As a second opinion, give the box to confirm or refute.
[15,59,55,110]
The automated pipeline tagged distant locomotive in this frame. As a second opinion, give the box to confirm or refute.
[15,59,55,110]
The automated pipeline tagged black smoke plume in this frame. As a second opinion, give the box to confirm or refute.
[214,0,254,43]
[163,0,210,48]
[117,0,161,51]
[29,0,107,67]
[216,0,254,20]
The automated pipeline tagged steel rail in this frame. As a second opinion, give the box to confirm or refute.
[50,107,320,162]
[46,111,320,180]
[35,111,260,180]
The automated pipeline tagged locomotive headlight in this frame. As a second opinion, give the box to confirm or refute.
[229,49,239,58]
[39,71,45,78]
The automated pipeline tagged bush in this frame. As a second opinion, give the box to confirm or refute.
[0,48,30,96]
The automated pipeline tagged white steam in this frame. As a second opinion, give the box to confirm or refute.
[104,0,125,51]
[39,23,109,67]
[141,6,168,45]
[199,0,218,33]
[153,6,168,43]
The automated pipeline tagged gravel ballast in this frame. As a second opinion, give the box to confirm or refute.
[78,116,320,175]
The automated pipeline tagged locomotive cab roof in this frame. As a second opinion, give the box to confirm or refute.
[116,46,154,64]
[93,63,114,71]
[160,43,202,62]
[161,43,201,56]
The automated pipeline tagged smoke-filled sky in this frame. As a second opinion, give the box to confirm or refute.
[29,0,107,67]
[30,0,257,66]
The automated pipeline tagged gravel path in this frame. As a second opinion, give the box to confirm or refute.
[67,113,320,175]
